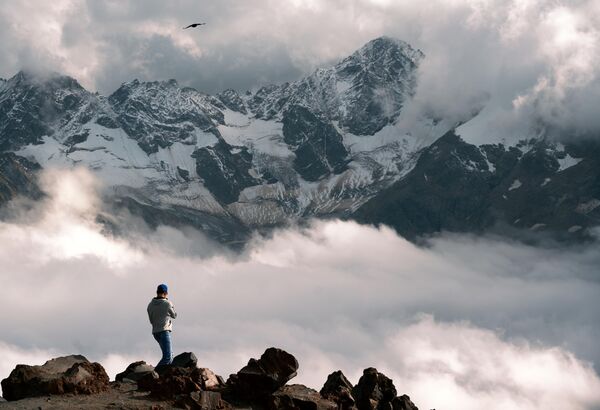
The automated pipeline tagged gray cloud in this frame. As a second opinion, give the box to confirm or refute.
[1,1,599,138]
[0,168,599,410]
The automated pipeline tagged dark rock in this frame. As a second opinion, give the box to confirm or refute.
[0,152,42,206]
[282,105,349,181]
[217,89,247,114]
[0,355,109,401]
[269,384,337,410]
[141,366,203,399]
[0,70,90,151]
[172,352,198,368]
[354,131,600,243]
[227,347,299,402]
[115,361,157,383]
[352,368,397,410]
[176,390,230,410]
[320,370,356,409]
[108,79,224,154]
[199,368,226,391]
[391,395,418,410]
[193,141,260,204]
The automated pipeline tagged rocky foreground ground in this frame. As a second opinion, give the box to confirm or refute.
[0,347,420,410]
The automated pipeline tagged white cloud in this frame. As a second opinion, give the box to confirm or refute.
[1,1,599,139]
[1,169,599,410]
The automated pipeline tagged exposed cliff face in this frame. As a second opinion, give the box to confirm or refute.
[354,131,600,242]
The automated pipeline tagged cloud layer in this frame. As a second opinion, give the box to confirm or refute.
[1,1,599,139]
[1,168,599,410]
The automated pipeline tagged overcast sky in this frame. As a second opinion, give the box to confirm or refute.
[1,168,600,409]
[1,0,600,138]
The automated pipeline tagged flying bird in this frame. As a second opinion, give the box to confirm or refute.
[183,23,206,29]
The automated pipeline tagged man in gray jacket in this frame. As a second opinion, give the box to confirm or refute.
[147,284,177,366]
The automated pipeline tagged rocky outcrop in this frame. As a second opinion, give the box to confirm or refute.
[226,347,299,402]
[320,370,356,409]
[392,394,419,410]
[171,351,199,369]
[269,384,337,410]
[282,105,349,181]
[354,131,600,243]
[1,348,419,410]
[107,79,224,154]
[0,152,42,205]
[352,367,397,410]
[193,141,261,204]
[0,355,109,401]
[115,361,157,383]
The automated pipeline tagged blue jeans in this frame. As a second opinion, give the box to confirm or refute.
[153,331,173,366]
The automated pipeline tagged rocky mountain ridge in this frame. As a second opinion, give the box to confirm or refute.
[0,348,420,410]
[0,36,597,244]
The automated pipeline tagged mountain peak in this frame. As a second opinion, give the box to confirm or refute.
[8,69,84,91]
[347,36,424,66]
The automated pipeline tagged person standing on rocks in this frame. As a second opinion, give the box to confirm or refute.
[147,284,177,366]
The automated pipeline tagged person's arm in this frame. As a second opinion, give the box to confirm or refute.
[147,304,153,324]
[168,301,177,319]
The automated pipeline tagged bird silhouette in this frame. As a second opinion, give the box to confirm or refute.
[183,23,206,29]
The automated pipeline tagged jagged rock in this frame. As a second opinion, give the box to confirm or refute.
[0,152,42,205]
[352,368,397,410]
[108,78,224,154]
[199,368,226,391]
[217,89,247,114]
[227,347,299,402]
[140,366,203,399]
[172,352,198,368]
[115,361,157,383]
[320,370,356,409]
[0,355,109,401]
[268,384,338,410]
[282,105,349,181]
[175,390,229,410]
[392,395,418,410]
[193,141,260,204]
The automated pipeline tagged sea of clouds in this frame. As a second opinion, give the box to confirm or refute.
[0,168,599,410]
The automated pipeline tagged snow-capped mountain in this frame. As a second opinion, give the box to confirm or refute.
[0,37,597,244]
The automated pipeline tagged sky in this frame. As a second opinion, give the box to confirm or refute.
[1,168,600,410]
[1,2,600,408]
[1,0,600,140]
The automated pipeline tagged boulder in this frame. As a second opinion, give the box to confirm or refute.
[140,366,203,399]
[227,347,299,402]
[269,384,337,410]
[352,368,397,410]
[172,352,198,368]
[0,355,109,401]
[392,395,418,410]
[199,368,226,391]
[320,370,356,409]
[115,361,157,383]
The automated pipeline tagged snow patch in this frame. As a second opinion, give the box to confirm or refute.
[508,179,522,191]
[557,154,583,172]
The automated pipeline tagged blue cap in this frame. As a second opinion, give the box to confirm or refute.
[157,284,168,293]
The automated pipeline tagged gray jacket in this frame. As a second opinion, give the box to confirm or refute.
[147,297,177,334]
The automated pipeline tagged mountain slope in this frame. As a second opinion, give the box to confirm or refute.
[0,37,597,244]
